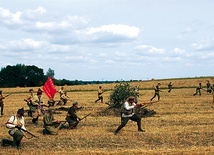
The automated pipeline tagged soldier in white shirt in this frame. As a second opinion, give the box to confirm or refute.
[2,108,26,149]
[114,96,145,135]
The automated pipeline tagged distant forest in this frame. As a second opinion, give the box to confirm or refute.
[0,64,139,87]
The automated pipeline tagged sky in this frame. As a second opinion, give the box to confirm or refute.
[0,0,214,81]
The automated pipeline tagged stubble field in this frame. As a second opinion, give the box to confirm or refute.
[0,78,214,155]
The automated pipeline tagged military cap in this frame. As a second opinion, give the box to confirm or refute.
[47,107,55,112]
[127,96,135,101]
[73,101,78,106]
[17,108,24,116]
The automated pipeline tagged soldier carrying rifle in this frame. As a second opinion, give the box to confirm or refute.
[193,82,205,96]
[25,89,46,126]
[150,83,161,101]
[2,108,26,150]
[60,102,85,130]
[114,96,145,135]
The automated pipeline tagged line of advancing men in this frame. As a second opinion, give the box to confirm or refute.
[1,88,84,150]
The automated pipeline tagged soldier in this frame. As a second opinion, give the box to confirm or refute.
[133,85,140,103]
[0,90,5,115]
[150,83,161,101]
[114,96,144,135]
[206,80,212,94]
[2,108,26,150]
[193,83,203,96]
[47,97,56,107]
[58,86,65,97]
[64,102,82,129]
[95,86,103,103]
[25,89,40,125]
[57,87,69,105]
[43,107,62,135]
[36,88,46,114]
[168,82,172,93]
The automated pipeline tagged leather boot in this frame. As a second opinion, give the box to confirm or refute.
[1,104,4,115]
[137,121,145,132]
[1,139,13,146]
[16,141,21,150]
[114,125,123,135]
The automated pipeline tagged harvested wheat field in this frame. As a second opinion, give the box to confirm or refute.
[0,78,214,155]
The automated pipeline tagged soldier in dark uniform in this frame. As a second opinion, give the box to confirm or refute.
[206,80,212,94]
[193,83,203,96]
[114,96,144,135]
[0,90,5,115]
[168,82,172,93]
[150,83,161,101]
[65,102,82,129]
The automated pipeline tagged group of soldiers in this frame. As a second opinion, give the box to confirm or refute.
[1,80,214,150]
[193,80,214,96]
[1,87,83,150]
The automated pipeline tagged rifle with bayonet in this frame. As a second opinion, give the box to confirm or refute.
[6,121,39,139]
[21,128,40,139]
[4,93,12,98]
[79,113,91,121]
[137,100,159,108]
[68,113,91,130]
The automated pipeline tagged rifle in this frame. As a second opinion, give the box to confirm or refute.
[79,113,91,121]
[6,121,39,139]
[140,100,159,108]
[4,94,12,98]
[21,128,39,139]
[68,113,91,130]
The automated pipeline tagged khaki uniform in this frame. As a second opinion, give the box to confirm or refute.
[95,87,103,103]
[26,93,40,124]
[43,112,61,135]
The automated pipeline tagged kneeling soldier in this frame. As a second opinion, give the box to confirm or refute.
[2,108,26,150]
[43,108,62,135]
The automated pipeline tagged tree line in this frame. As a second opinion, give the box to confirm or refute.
[0,64,117,87]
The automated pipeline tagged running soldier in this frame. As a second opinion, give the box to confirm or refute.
[150,83,161,101]
[114,96,145,135]
[57,87,69,105]
[95,86,104,103]
[0,90,5,115]
[206,80,212,94]
[168,82,172,93]
[193,83,203,96]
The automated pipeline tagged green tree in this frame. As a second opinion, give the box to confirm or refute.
[108,81,135,108]
[46,68,55,78]
[0,64,45,87]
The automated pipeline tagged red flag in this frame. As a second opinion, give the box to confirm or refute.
[43,77,57,99]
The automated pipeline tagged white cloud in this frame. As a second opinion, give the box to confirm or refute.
[0,8,22,25]
[86,24,141,39]
[7,38,48,50]
[171,48,185,54]
[192,38,214,50]
[135,45,165,54]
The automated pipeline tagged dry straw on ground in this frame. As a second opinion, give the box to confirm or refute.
[0,78,214,155]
